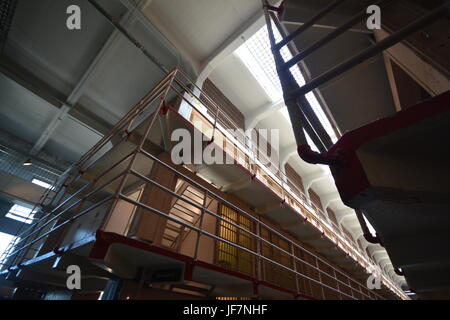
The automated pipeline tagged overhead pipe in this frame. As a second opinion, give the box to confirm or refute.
[263,0,309,151]
[265,5,341,165]
[265,2,335,160]
[289,2,449,98]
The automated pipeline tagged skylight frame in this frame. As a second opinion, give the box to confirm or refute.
[235,24,338,144]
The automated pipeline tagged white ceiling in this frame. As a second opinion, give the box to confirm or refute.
[143,0,262,67]
[0,0,195,163]
[0,74,57,144]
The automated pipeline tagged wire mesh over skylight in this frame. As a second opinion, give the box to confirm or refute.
[235,24,337,143]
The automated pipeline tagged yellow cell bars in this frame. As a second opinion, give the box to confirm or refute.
[217,204,254,276]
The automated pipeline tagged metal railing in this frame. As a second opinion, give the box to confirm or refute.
[0,68,405,299]
[260,0,445,298]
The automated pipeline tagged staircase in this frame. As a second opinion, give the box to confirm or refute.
[161,181,209,250]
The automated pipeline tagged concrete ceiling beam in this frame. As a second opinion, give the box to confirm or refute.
[245,99,285,131]
[29,6,141,156]
[0,57,112,138]
[320,190,340,209]
[302,169,331,190]
[280,143,297,169]
[335,208,354,224]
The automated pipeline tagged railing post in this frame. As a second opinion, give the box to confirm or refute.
[333,269,342,300]
[348,276,355,300]
[290,242,300,297]
[194,189,208,261]
[315,257,326,300]
[256,219,262,283]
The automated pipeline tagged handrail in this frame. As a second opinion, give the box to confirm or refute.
[170,70,403,296]
[273,0,346,50]
[282,0,393,71]
[169,75,374,268]
[120,193,376,300]
[288,2,448,97]
[136,149,386,299]
[1,69,406,299]
[262,0,410,298]
[4,172,125,261]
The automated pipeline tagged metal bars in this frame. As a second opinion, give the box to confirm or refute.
[0,67,405,299]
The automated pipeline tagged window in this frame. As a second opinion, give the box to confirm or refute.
[5,204,35,224]
[363,214,377,238]
[32,178,54,190]
[0,232,19,258]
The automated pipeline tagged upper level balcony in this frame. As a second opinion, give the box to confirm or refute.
[0,69,406,300]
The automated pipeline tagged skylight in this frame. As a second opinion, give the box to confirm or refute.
[235,24,337,144]
[363,214,378,238]
[236,28,283,102]
[0,232,19,259]
[5,204,36,224]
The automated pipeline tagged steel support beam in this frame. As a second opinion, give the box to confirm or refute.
[289,3,449,98]
[283,0,392,71]
[0,57,112,138]
[274,0,346,50]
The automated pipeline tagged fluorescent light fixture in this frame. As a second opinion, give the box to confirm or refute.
[23,159,32,166]
[32,178,54,190]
